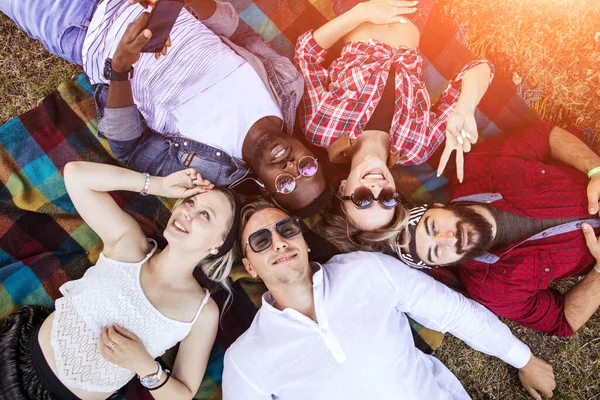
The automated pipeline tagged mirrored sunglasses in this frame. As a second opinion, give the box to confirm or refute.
[341,186,400,209]
[275,156,319,194]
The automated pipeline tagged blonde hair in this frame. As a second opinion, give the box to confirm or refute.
[172,187,237,309]
[320,198,410,255]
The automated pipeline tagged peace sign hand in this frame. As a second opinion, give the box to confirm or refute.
[437,108,478,183]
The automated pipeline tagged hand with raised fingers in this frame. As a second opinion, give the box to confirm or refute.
[586,173,600,217]
[159,168,214,198]
[437,130,465,183]
[518,355,556,400]
[445,107,478,153]
[112,12,153,72]
[357,0,419,25]
[99,324,157,377]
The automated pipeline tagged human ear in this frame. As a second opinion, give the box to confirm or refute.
[337,180,347,196]
[242,258,258,278]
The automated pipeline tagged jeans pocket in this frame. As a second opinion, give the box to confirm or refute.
[58,23,87,65]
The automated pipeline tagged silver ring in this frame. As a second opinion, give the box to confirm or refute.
[108,341,116,350]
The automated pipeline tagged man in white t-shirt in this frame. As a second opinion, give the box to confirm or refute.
[222,200,558,399]
[1,0,332,217]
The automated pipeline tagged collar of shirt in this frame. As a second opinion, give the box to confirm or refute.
[260,263,347,363]
[454,192,600,281]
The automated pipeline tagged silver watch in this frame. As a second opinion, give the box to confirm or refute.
[139,361,163,388]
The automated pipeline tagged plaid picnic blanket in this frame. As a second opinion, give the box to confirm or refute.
[0,0,539,398]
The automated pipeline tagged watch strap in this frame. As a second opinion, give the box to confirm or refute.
[103,58,134,81]
[147,369,171,391]
[139,361,162,387]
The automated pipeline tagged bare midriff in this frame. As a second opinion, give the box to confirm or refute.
[38,314,115,400]
[343,20,420,49]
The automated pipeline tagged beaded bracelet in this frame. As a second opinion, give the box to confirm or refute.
[140,173,151,196]
[587,166,600,179]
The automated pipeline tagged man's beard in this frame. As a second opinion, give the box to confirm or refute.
[446,203,495,265]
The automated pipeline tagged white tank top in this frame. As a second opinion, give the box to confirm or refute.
[50,239,211,392]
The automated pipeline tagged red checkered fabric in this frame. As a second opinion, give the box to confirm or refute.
[294,31,494,165]
[450,122,596,337]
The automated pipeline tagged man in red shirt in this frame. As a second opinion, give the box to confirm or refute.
[398,122,600,337]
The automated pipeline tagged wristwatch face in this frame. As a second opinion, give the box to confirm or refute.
[141,375,160,387]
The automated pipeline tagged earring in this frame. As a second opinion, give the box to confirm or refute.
[307,247,311,253]
[210,248,219,255]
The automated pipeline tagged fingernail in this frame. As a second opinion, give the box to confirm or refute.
[461,129,467,138]
[143,30,151,38]
[583,224,590,230]
[457,136,464,144]
[436,172,441,177]
[412,7,417,10]
[590,208,597,214]
[399,18,407,23]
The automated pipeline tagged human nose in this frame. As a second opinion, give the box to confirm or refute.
[436,230,457,248]
[270,230,289,251]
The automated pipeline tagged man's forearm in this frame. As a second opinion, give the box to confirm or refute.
[549,126,600,174]
[106,80,134,109]
[313,5,365,50]
[454,63,491,112]
[563,264,600,332]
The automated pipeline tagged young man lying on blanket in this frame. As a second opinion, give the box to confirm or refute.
[388,123,600,338]
[221,199,556,399]
[296,0,492,234]
[0,0,331,217]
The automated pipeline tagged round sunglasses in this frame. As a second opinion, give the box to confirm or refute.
[243,217,302,255]
[275,156,318,194]
[341,186,400,209]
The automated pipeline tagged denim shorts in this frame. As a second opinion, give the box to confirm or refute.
[0,0,99,65]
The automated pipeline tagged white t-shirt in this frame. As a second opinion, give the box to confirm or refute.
[173,62,282,158]
[222,251,531,400]
[82,0,279,149]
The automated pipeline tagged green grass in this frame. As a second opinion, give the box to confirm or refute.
[1,7,600,400]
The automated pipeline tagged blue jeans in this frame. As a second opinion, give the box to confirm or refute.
[0,0,98,65]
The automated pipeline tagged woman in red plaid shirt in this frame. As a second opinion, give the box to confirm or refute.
[295,0,493,237]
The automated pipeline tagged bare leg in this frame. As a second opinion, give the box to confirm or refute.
[343,20,420,49]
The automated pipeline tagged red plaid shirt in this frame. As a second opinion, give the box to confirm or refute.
[450,122,598,337]
[294,31,494,166]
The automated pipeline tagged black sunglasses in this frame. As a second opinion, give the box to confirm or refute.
[244,217,302,255]
[341,186,400,209]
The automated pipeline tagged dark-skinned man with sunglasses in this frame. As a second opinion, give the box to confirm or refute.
[397,123,600,340]
[221,200,556,400]
[0,0,331,217]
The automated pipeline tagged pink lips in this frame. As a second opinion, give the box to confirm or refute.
[172,218,188,234]
[272,252,298,265]
[461,226,468,249]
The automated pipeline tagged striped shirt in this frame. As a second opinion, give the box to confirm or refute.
[82,0,246,134]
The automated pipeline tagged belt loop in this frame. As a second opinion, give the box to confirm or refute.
[183,152,196,167]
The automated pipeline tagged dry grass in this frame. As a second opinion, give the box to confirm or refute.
[0,14,81,124]
[446,0,600,141]
[1,3,600,399]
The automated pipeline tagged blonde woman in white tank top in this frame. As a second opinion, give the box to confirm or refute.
[0,161,240,399]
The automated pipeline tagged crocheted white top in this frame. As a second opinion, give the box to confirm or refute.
[50,239,211,392]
